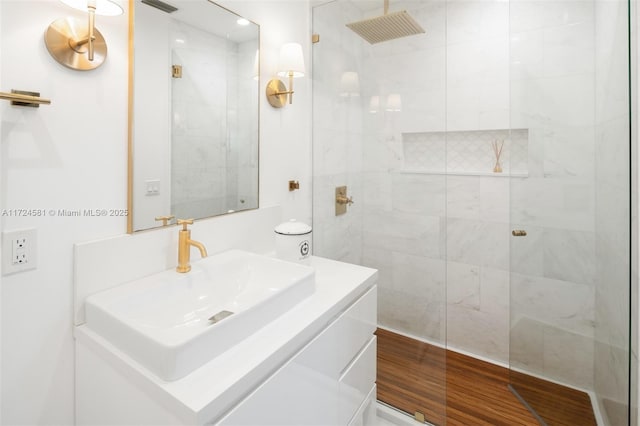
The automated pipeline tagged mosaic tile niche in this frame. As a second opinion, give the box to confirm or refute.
[401,129,529,176]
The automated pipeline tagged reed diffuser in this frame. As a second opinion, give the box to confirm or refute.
[491,139,504,173]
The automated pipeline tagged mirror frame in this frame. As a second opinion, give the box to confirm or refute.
[127,0,261,234]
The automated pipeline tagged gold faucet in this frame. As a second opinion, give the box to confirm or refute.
[176,219,208,273]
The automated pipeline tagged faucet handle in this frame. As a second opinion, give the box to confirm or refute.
[154,215,175,226]
[176,218,194,230]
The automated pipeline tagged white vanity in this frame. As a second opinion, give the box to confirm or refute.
[74,247,377,425]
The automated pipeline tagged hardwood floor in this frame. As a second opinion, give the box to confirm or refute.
[376,328,597,426]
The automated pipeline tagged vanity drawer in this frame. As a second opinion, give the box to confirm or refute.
[348,384,376,426]
[339,336,377,425]
[336,286,377,371]
[215,286,377,426]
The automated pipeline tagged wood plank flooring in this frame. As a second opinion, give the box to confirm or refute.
[376,328,597,426]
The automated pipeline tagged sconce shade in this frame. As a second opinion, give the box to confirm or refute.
[277,43,305,77]
[60,0,124,16]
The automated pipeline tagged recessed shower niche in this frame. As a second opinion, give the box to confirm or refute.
[401,129,529,177]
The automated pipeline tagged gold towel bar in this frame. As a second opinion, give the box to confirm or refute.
[0,90,51,107]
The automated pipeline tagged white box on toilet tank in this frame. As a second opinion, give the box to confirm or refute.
[274,219,312,265]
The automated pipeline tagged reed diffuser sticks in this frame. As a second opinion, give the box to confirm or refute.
[491,139,504,173]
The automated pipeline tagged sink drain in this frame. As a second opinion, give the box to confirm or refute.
[208,310,234,324]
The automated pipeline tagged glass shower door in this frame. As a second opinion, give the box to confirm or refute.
[508,0,631,424]
[312,1,448,424]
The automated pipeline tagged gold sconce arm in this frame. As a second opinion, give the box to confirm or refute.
[266,79,293,108]
[44,0,123,71]
[45,16,107,71]
[87,5,96,61]
[287,72,294,104]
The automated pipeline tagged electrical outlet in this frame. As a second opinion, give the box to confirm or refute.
[2,228,37,275]
[13,236,27,264]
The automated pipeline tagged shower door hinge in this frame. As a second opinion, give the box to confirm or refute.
[312,34,320,44]
[172,65,183,78]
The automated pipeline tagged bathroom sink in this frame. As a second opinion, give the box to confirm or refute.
[83,249,315,381]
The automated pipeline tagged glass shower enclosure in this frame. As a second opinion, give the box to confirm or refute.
[312,0,631,425]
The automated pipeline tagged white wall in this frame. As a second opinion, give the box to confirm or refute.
[222,0,312,224]
[0,0,311,424]
[1,2,128,423]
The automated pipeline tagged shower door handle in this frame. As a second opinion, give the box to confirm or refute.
[512,230,527,237]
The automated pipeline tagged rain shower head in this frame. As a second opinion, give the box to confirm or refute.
[346,1,425,44]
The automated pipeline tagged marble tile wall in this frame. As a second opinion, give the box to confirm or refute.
[171,24,258,218]
[313,0,629,395]
[230,40,259,211]
[356,0,515,365]
[358,0,449,348]
[312,0,366,266]
[171,22,231,217]
[508,0,597,388]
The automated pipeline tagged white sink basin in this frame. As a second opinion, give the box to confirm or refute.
[84,249,315,381]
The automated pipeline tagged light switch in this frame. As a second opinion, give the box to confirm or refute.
[145,179,160,196]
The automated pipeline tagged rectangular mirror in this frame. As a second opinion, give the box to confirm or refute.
[128,0,260,232]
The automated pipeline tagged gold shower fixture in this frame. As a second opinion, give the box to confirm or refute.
[45,0,123,71]
[346,0,425,44]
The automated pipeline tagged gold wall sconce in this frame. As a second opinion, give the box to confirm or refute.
[266,43,305,108]
[45,0,123,71]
